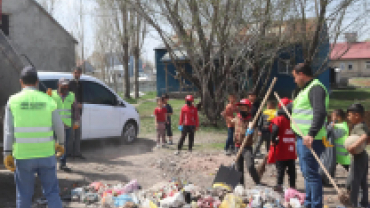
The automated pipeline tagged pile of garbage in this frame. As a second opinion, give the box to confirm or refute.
[62,179,306,208]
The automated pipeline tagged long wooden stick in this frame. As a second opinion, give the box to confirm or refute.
[274,92,341,194]
[234,77,278,161]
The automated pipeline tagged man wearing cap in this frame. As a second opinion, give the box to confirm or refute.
[232,99,262,185]
[69,66,85,159]
[50,78,80,172]
[291,63,328,208]
[3,66,64,208]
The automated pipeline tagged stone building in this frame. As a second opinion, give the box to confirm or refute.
[1,0,77,72]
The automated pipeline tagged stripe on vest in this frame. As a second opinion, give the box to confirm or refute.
[335,144,346,149]
[336,151,349,156]
[60,115,71,118]
[15,136,54,144]
[55,109,71,112]
[293,109,313,115]
[295,119,311,125]
[14,127,52,133]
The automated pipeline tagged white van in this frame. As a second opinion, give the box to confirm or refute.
[38,72,140,143]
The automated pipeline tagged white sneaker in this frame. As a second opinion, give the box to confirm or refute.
[156,144,161,148]
[174,151,180,155]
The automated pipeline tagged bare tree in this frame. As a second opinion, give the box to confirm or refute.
[127,0,368,123]
[132,11,148,98]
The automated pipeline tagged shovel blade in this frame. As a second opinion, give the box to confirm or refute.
[213,165,242,189]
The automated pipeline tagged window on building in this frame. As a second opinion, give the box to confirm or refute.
[278,58,290,74]
[339,63,345,70]
[366,61,370,69]
[0,15,10,36]
[348,63,353,70]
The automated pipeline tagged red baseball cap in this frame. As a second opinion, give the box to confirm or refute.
[278,97,292,109]
[185,95,194,102]
[236,99,252,108]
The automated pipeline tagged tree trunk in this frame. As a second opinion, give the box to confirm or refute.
[123,2,130,99]
[134,48,139,98]
[113,73,118,93]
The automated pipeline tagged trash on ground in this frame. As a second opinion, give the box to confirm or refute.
[54,179,301,208]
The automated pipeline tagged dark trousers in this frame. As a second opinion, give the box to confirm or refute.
[178,125,195,151]
[165,121,173,137]
[236,146,260,185]
[60,128,71,166]
[346,151,368,207]
[254,131,271,157]
[276,159,296,188]
[224,127,235,151]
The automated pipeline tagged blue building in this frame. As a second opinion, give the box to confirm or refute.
[154,23,330,98]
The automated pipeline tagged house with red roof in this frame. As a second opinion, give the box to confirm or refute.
[330,41,370,77]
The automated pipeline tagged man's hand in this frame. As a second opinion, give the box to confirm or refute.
[303,135,314,148]
[73,121,80,130]
[55,144,65,158]
[3,155,15,172]
[258,131,262,136]
[78,103,82,109]
[220,111,225,117]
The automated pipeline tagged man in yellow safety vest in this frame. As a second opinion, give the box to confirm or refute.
[50,78,80,172]
[291,63,328,208]
[3,66,65,208]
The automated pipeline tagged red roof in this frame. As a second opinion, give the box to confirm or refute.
[331,42,370,60]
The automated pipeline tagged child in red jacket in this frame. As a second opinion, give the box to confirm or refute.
[154,97,167,148]
[175,95,199,155]
[269,97,297,192]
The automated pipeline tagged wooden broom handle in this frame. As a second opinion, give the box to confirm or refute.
[234,77,278,161]
[274,92,341,194]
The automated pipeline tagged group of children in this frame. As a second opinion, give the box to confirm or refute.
[221,93,369,207]
[153,94,200,155]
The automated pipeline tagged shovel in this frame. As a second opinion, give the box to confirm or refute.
[274,92,350,206]
[213,77,278,189]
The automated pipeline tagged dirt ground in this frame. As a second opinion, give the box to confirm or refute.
[0,131,369,208]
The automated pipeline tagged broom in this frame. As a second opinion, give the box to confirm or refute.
[274,92,350,206]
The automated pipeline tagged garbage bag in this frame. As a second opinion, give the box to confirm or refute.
[318,130,336,185]
[160,192,186,208]
[284,188,305,205]
[113,194,134,207]
[219,194,246,208]
[141,199,158,208]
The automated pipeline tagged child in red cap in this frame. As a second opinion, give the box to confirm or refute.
[231,99,261,185]
[176,95,199,155]
[268,97,297,192]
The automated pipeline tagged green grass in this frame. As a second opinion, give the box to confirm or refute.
[329,88,370,111]
[121,91,157,104]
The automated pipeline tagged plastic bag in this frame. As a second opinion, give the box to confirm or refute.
[113,194,134,207]
[219,194,246,208]
[160,192,186,208]
[267,145,276,164]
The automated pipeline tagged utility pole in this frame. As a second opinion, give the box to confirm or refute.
[80,0,85,73]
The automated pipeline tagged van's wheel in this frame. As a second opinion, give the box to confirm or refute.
[121,121,137,144]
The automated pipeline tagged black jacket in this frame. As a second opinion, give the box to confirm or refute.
[69,80,83,103]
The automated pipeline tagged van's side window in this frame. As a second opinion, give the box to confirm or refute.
[82,81,117,106]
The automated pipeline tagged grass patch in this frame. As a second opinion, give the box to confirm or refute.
[329,88,370,111]
[120,91,157,104]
